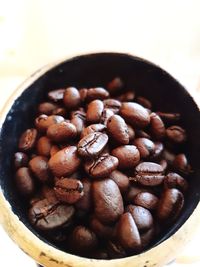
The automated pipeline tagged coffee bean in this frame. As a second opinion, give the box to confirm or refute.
[41,185,58,203]
[48,146,81,177]
[15,167,35,197]
[150,142,164,160]
[120,102,150,128]
[79,88,88,102]
[54,178,84,204]
[127,124,135,141]
[75,179,92,212]
[35,115,64,133]
[47,121,77,142]
[166,125,186,143]
[52,107,67,116]
[117,91,135,102]
[107,115,129,145]
[107,241,127,259]
[50,145,60,157]
[159,159,168,172]
[36,136,53,157]
[14,152,29,169]
[173,153,192,175]
[81,123,106,138]
[157,188,184,223]
[107,77,124,95]
[164,172,188,192]
[85,154,118,179]
[71,110,86,136]
[48,89,65,102]
[38,102,59,115]
[91,249,109,259]
[156,112,180,123]
[90,216,114,239]
[87,87,109,102]
[133,192,159,210]
[29,156,50,183]
[86,99,104,123]
[126,205,153,231]
[18,128,37,152]
[135,130,151,139]
[109,170,129,193]
[140,227,155,248]
[103,99,121,113]
[100,108,114,125]
[117,212,141,251]
[137,96,152,109]
[125,185,152,203]
[133,138,155,158]
[163,149,176,163]
[78,132,108,158]
[93,179,124,223]
[150,113,165,140]
[111,145,140,169]
[63,87,81,109]
[29,198,75,230]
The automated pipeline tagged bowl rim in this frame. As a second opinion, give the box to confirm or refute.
[0,52,200,267]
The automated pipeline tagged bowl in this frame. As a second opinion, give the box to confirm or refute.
[0,52,200,267]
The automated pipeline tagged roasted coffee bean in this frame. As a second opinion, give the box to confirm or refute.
[120,102,150,128]
[140,227,155,248]
[100,108,114,125]
[29,198,75,230]
[52,107,67,117]
[54,178,84,204]
[107,77,124,95]
[35,115,64,133]
[107,241,127,259]
[93,179,124,223]
[159,159,168,172]
[15,167,35,197]
[85,154,118,179]
[127,124,135,141]
[90,216,114,239]
[107,115,129,145]
[36,136,53,157]
[109,170,129,193]
[71,110,86,136]
[137,96,152,109]
[173,153,192,175]
[48,89,65,102]
[29,156,50,183]
[79,88,88,102]
[19,128,37,152]
[78,132,108,158]
[156,112,180,123]
[50,145,60,157]
[75,179,92,212]
[125,185,152,203]
[38,102,59,115]
[166,125,186,143]
[14,152,29,169]
[117,91,135,102]
[117,212,141,251]
[163,149,176,163]
[47,121,77,142]
[133,192,159,210]
[164,172,188,192]
[81,123,106,138]
[48,146,81,177]
[132,162,164,186]
[41,185,58,202]
[133,138,155,158]
[157,188,184,223]
[111,145,140,169]
[71,226,98,254]
[126,205,153,231]
[135,130,151,139]
[63,87,81,109]
[150,142,164,160]
[103,99,121,113]
[150,113,165,140]
[86,99,104,123]
[87,87,109,101]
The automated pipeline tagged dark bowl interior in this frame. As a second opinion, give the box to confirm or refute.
[0,52,200,257]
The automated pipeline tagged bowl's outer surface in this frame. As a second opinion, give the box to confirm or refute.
[0,53,200,267]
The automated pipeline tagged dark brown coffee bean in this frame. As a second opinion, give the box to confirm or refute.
[100,108,114,125]
[90,216,114,239]
[134,192,159,210]
[157,188,184,223]
[150,113,165,140]
[29,198,75,230]
[85,154,118,179]
[93,178,124,223]
[173,153,192,175]
[29,156,50,183]
[52,107,67,117]
[117,212,141,251]
[164,172,188,192]
[75,179,92,212]
[78,132,108,158]
[120,102,150,128]
[107,77,124,95]
[15,167,35,197]
[47,121,77,142]
[127,124,135,141]
[126,205,153,231]
[150,141,164,160]
[137,96,152,109]
[18,128,37,152]
[50,145,60,157]
[135,130,151,139]
[103,99,121,113]
[125,185,152,203]
[140,227,155,248]
[86,100,104,124]
[63,87,81,109]
[54,178,84,204]
[35,114,64,133]
[117,91,135,102]
[86,87,109,101]
[133,138,155,158]
[81,123,106,138]
[41,185,58,203]
[48,146,81,177]
[166,125,186,143]
[111,145,140,169]
[36,136,53,157]
[14,152,29,169]
[159,159,168,172]
[107,115,129,145]
[71,110,86,136]
[79,88,88,102]
[156,112,180,123]
[109,170,129,193]
[48,89,65,102]
[163,149,176,163]
[133,162,164,186]
[38,102,59,115]
[107,241,127,259]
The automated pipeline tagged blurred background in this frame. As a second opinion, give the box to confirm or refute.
[0,0,200,266]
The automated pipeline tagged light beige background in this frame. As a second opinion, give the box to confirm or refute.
[0,0,200,266]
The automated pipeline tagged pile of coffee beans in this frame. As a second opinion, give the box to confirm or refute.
[14,77,192,259]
